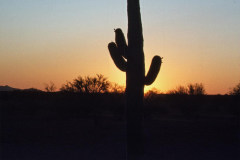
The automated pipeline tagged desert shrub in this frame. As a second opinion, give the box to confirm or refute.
[60,74,110,93]
[167,83,206,95]
[60,81,76,92]
[229,82,240,95]
[167,85,188,95]
[109,83,125,93]
[44,82,56,92]
[187,83,205,95]
[144,88,161,99]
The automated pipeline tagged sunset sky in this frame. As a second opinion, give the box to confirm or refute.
[0,0,240,94]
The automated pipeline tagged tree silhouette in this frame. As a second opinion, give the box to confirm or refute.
[108,0,162,159]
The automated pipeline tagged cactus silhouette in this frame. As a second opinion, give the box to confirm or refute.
[108,0,162,159]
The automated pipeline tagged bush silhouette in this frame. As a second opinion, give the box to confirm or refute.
[167,83,206,95]
[44,82,56,92]
[144,88,161,99]
[109,83,125,93]
[60,81,75,92]
[187,83,205,95]
[60,74,110,93]
[229,82,240,95]
[167,85,188,95]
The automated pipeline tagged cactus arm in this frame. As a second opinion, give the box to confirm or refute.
[108,42,127,72]
[115,28,128,59]
[145,56,162,85]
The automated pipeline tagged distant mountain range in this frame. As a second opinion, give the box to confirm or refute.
[0,85,19,91]
[0,85,43,92]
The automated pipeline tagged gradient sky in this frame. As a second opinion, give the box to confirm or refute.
[0,0,240,94]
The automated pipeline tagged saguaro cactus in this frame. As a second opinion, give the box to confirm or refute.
[108,0,162,159]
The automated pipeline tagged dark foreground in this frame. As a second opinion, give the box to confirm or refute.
[0,91,239,160]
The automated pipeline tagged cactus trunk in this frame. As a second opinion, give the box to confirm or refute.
[126,0,145,159]
[108,0,162,159]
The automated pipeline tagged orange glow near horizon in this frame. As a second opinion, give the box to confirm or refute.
[0,1,239,95]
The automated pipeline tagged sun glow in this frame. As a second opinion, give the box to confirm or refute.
[0,1,239,94]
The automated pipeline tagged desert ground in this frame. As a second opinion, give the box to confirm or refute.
[1,91,239,160]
